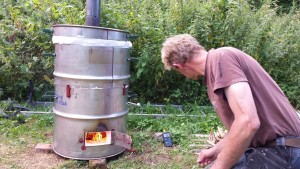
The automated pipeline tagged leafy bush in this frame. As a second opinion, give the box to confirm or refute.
[101,0,300,108]
[0,0,85,100]
[0,0,299,109]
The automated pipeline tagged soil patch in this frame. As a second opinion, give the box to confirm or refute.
[0,143,65,169]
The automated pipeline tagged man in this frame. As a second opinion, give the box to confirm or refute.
[160,34,300,169]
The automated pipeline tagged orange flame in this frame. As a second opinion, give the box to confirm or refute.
[85,132,107,144]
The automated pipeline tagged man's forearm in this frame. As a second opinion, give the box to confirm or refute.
[211,118,258,169]
[210,82,260,169]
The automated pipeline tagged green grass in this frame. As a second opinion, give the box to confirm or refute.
[0,103,221,168]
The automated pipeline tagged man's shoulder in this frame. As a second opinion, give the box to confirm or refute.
[212,47,249,59]
[208,47,240,58]
[215,47,241,53]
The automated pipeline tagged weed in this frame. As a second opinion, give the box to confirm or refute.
[0,103,219,168]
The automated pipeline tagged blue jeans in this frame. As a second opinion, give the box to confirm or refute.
[233,137,300,169]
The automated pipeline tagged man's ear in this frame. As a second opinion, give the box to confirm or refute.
[173,63,185,69]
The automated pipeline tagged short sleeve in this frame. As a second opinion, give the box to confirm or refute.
[212,48,248,92]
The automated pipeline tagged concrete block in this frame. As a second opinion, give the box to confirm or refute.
[35,143,53,153]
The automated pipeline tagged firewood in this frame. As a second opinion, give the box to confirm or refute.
[207,127,227,146]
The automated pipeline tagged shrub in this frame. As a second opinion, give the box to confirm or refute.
[101,0,300,108]
[0,0,85,100]
[0,0,299,109]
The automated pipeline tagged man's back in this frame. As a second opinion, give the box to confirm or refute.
[205,47,300,147]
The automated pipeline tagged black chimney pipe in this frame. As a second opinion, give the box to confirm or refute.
[86,0,100,26]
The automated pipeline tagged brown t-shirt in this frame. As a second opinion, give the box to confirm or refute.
[204,47,300,147]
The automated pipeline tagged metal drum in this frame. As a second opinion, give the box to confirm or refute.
[52,24,132,159]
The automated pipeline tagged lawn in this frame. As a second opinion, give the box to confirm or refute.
[0,102,221,169]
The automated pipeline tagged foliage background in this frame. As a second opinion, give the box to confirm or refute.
[0,0,299,108]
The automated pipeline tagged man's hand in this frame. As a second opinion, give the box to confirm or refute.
[197,148,218,167]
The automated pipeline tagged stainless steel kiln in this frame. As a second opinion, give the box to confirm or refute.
[52,6,133,159]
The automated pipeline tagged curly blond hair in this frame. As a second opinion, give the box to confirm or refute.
[161,34,205,70]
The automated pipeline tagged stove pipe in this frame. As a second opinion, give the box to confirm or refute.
[86,0,100,26]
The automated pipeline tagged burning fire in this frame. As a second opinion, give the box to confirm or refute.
[85,132,107,144]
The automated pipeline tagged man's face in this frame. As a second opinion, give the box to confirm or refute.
[174,65,200,80]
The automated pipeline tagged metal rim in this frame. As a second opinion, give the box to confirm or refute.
[52,147,126,160]
[53,72,131,80]
[52,24,130,34]
[53,108,129,120]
